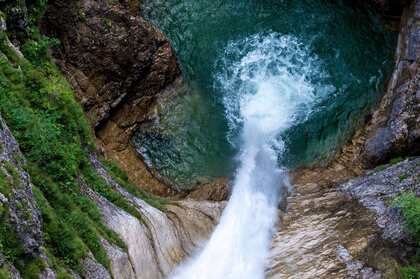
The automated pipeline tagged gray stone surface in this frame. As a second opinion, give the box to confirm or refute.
[341,157,420,242]
[0,115,43,256]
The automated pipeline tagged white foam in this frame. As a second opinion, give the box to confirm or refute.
[168,33,326,279]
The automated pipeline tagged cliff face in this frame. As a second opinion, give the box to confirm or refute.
[0,0,420,278]
[41,0,182,195]
[0,1,221,277]
[0,114,45,278]
[266,1,420,277]
[0,112,223,279]
[361,0,420,167]
[86,154,224,279]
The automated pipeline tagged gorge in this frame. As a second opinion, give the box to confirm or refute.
[0,0,419,279]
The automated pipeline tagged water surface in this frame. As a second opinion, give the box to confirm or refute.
[135,0,396,188]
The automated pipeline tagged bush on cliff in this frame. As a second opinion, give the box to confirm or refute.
[394,193,420,279]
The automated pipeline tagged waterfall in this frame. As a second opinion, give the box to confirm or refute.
[169,33,325,279]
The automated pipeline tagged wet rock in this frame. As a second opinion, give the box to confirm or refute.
[184,177,230,201]
[362,0,420,166]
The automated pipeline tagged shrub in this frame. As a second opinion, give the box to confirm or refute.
[394,193,420,242]
[401,266,420,279]
[394,193,420,277]
[0,269,11,279]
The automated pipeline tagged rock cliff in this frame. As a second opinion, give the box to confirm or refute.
[362,0,420,166]
[265,1,420,277]
[0,0,419,278]
[0,110,224,278]
[41,0,182,195]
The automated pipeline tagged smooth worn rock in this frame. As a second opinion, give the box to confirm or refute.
[266,166,402,279]
[362,0,420,166]
[101,238,136,279]
[83,154,224,279]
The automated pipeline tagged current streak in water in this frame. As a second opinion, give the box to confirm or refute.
[169,34,327,279]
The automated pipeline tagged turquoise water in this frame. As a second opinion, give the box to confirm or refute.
[134,0,396,189]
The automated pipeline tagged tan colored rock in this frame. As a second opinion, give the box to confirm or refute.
[85,154,224,279]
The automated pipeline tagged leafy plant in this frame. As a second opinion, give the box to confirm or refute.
[394,193,420,277]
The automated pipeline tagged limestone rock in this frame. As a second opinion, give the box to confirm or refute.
[84,153,224,279]
[265,162,410,279]
[39,268,57,279]
[82,256,112,279]
[101,239,136,279]
[0,251,22,279]
[0,114,57,277]
[341,157,420,242]
[42,0,180,130]
[0,115,42,256]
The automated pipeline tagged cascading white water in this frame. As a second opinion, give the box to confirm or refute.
[169,33,328,279]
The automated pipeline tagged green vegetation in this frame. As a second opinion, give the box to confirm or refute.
[394,193,420,278]
[375,156,407,173]
[0,1,164,276]
[390,157,404,165]
[401,266,420,279]
[0,32,119,272]
[0,268,11,279]
[399,174,409,182]
[395,193,420,243]
[0,168,11,196]
[102,159,168,210]
[0,198,45,279]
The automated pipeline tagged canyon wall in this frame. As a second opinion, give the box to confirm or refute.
[0,0,419,278]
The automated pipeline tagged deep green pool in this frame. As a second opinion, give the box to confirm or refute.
[134,0,396,189]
